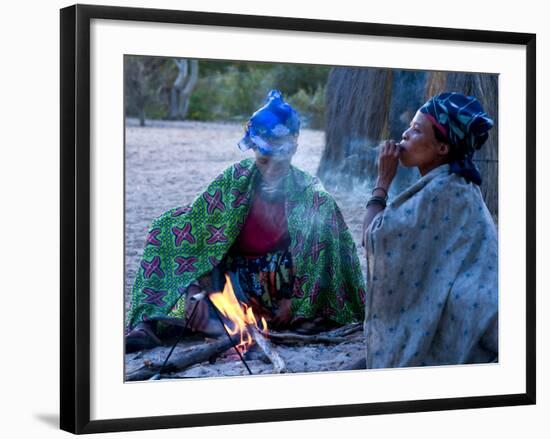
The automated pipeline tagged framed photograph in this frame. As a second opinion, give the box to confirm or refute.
[60,4,536,434]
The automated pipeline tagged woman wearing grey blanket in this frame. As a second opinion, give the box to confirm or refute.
[362,92,498,368]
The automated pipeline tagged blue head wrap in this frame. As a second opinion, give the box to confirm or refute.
[420,92,494,185]
[238,90,300,156]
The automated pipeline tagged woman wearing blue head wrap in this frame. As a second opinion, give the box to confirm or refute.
[125,90,366,352]
[238,89,301,157]
[361,92,498,368]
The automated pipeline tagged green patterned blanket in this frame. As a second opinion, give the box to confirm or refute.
[127,158,366,329]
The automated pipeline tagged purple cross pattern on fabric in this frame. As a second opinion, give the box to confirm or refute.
[309,279,322,306]
[204,189,226,215]
[206,224,228,245]
[141,256,165,279]
[293,275,309,298]
[209,256,221,267]
[233,162,251,179]
[336,286,348,308]
[292,231,305,255]
[174,256,198,275]
[311,192,328,215]
[145,228,162,246]
[172,223,196,246]
[142,287,168,306]
[172,205,193,217]
[329,211,340,236]
[310,237,327,264]
[231,189,249,208]
[340,214,349,231]
[324,303,337,318]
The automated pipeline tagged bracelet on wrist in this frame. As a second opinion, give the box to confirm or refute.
[366,195,387,209]
[371,186,389,201]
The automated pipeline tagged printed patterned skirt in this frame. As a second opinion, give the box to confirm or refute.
[221,250,294,321]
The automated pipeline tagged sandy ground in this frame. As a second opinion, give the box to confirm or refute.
[124,118,369,379]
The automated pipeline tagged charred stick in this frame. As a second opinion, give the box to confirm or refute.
[126,337,235,381]
[263,323,363,345]
[264,332,349,345]
[149,290,206,380]
[325,322,363,337]
[248,325,286,373]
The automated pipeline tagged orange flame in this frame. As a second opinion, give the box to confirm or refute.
[209,274,268,352]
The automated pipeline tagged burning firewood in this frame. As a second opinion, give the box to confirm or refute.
[248,325,286,373]
[208,273,288,373]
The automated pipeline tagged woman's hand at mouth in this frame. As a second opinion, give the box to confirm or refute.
[376,140,401,191]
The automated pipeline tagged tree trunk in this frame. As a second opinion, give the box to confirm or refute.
[169,87,179,120]
[169,59,188,119]
[136,62,147,127]
[178,60,199,120]
[125,56,166,125]
[139,108,145,127]
[169,59,199,120]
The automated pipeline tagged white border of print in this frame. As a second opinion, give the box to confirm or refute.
[89,19,526,421]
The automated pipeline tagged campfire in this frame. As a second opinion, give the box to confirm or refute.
[209,274,268,354]
[125,273,365,381]
[208,274,286,373]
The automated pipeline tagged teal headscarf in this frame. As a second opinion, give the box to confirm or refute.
[420,92,494,185]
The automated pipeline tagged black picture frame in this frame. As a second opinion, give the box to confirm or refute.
[60,3,536,434]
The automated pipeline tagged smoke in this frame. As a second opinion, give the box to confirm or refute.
[317,67,426,203]
[319,136,419,202]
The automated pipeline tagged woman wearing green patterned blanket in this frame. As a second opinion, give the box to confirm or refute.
[126,90,366,352]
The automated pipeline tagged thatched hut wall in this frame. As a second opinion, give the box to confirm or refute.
[318,67,498,217]
[318,67,423,193]
[318,67,392,190]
